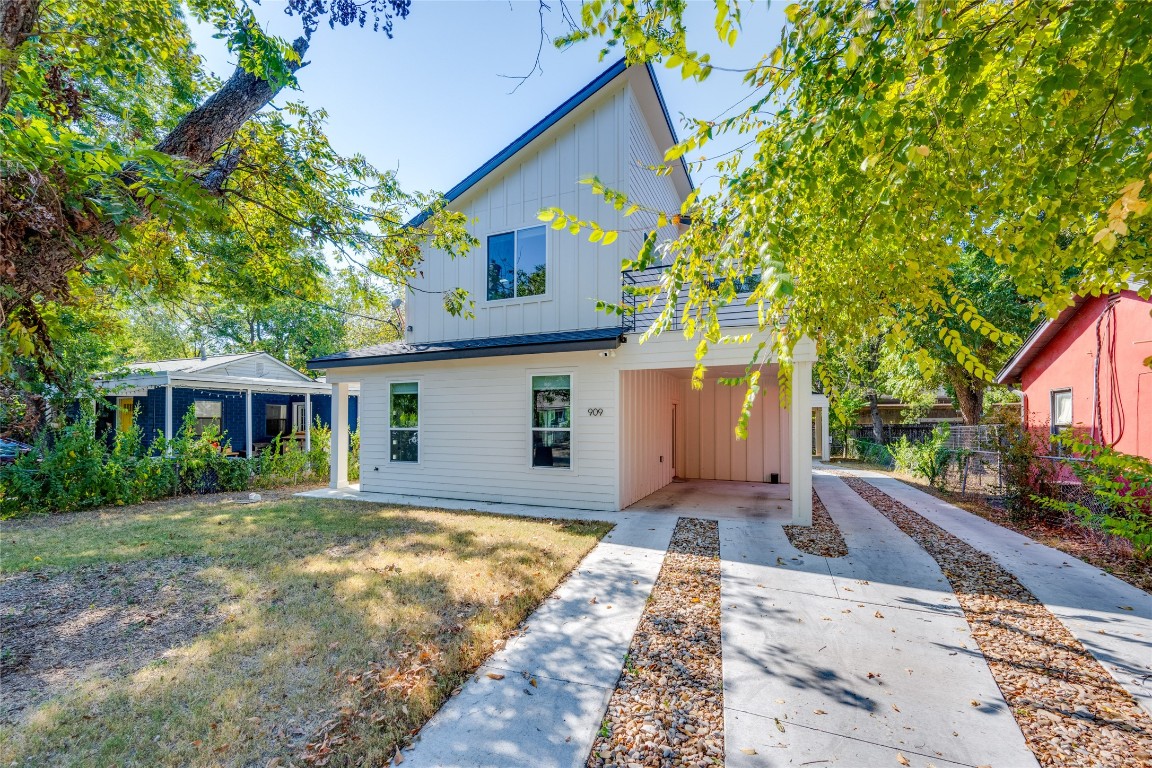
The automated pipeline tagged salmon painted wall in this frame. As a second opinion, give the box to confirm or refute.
[1020,291,1152,459]
[681,377,789,485]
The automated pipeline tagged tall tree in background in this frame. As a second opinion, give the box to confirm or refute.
[905,249,1036,424]
[1,0,471,392]
[557,0,1150,400]
[124,269,402,371]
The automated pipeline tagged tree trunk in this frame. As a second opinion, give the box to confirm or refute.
[946,366,985,425]
[3,29,308,377]
[0,0,40,112]
[868,390,884,443]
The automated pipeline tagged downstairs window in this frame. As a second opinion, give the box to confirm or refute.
[531,374,571,468]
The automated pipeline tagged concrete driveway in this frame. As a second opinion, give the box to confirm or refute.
[298,472,1151,767]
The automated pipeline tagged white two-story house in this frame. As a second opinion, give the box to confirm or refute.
[308,60,824,524]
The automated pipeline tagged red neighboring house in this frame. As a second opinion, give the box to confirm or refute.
[996,289,1152,459]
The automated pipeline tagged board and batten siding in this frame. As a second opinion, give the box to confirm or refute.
[619,369,682,508]
[406,82,631,345]
[681,377,790,484]
[625,82,683,258]
[348,352,620,511]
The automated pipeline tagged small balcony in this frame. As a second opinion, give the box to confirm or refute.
[620,265,765,333]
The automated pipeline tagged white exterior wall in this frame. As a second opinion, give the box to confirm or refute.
[625,82,683,255]
[325,331,787,512]
[335,351,621,511]
[405,84,629,344]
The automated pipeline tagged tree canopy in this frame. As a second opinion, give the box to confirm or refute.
[0,0,472,407]
[558,0,1151,401]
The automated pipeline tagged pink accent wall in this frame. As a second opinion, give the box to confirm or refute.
[1020,291,1152,459]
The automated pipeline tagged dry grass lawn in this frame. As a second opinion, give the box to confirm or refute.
[0,495,611,767]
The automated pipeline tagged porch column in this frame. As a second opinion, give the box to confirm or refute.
[164,384,174,445]
[304,393,312,452]
[790,336,817,525]
[330,382,350,488]
[245,388,253,457]
[820,404,831,461]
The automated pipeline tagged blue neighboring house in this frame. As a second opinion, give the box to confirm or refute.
[94,352,358,456]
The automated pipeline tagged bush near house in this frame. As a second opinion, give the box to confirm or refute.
[0,405,357,517]
[1040,433,1152,560]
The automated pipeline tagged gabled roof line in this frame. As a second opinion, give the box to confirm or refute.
[409,59,691,228]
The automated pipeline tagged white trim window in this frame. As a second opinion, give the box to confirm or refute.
[390,382,419,462]
[487,225,546,300]
[193,400,221,436]
[1050,388,1072,436]
[531,374,571,468]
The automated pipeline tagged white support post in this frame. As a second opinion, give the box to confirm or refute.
[821,404,831,462]
[304,393,312,453]
[164,384,174,447]
[790,336,817,526]
[245,388,253,458]
[330,382,350,488]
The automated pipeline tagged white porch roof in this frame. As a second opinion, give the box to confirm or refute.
[95,371,360,395]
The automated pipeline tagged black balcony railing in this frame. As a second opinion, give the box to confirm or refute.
[620,265,766,333]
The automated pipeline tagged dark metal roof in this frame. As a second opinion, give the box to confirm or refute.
[408,59,691,227]
[307,327,625,370]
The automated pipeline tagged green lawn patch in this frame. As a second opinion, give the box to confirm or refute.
[1,495,611,767]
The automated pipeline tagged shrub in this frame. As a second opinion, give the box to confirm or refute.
[348,428,361,481]
[996,418,1059,520]
[307,419,332,479]
[1040,433,1152,560]
[891,424,952,488]
[846,436,893,467]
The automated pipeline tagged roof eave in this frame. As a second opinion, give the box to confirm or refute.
[307,334,624,370]
[408,58,691,229]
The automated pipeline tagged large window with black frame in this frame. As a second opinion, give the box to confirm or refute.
[390,382,419,462]
[531,374,571,468]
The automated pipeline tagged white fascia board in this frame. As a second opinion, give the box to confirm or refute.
[169,372,331,393]
[94,373,170,391]
[95,371,354,395]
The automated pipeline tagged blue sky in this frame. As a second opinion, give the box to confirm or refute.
[188,1,789,198]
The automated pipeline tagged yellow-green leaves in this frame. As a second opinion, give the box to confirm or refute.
[537,207,619,247]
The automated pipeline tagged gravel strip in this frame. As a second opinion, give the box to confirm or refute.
[588,518,723,768]
[841,476,1152,768]
[783,489,848,558]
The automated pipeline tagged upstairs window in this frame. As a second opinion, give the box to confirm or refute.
[193,400,221,436]
[1051,389,1072,436]
[266,404,288,437]
[531,374,571,468]
[487,225,546,300]
[390,382,419,462]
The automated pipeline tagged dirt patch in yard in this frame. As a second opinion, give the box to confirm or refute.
[0,558,223,723]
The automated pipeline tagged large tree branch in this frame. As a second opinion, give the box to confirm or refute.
[156,37,309,165]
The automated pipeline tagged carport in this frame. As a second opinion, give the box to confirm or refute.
[618,355,823,524]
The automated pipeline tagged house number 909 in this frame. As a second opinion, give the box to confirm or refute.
[587,408,604,417]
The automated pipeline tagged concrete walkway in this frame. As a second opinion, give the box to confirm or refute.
[720,474,1037,767]
[297,475,1150,766]
[402,512,677,768]
[836,467,1152,718]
